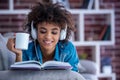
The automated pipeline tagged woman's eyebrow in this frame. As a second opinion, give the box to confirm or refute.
[39,27,46,30]
[52,28,59,30]
[39,26,59,30]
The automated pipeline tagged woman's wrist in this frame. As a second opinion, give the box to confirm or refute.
[15,53,22,62]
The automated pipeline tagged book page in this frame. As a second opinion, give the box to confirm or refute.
[10,60,72,70]
[10,60,42,70]
[14,60,41,65]
[41,61,72,70]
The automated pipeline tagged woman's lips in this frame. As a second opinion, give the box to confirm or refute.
[43,40,53,45]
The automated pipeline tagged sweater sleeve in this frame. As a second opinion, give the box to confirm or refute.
[62,41,79,72]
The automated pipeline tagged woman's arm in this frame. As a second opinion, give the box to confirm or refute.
[61,41,79,72]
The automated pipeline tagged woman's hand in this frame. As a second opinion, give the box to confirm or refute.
[7,38,22,62]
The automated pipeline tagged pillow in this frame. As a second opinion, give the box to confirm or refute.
[79,60,97,74]
[78,62,86,73]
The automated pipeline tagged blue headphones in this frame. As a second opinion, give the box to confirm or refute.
[31,21,67,40]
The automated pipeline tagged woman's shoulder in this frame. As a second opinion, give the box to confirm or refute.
[60,41,74,45]
[25,41,34,50]
[22,41,35,53]
[58,41,75,49]
[28,41,34,46]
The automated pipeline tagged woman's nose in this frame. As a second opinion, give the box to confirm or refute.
[45,32,52,39]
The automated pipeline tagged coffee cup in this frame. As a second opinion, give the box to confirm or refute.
[15,33,29,50]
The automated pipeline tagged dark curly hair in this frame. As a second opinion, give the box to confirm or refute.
[25,2,75,41]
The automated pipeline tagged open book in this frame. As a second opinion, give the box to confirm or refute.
[10,60,72,70]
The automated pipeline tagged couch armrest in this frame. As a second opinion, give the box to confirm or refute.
[0,33,15,70]
[79,60,97,74]
[0,70,86,80]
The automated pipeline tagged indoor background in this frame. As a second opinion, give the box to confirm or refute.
[0,0,120,80]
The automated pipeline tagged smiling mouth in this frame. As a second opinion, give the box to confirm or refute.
[43,40,53,45]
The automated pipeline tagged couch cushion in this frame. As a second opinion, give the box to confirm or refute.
[0,34,15,70]
[79,60,97,74]
[82,73,98,80]
[78,62,86,73]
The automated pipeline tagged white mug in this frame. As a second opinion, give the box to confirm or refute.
[15,33,29,50]
[103,65,112,74]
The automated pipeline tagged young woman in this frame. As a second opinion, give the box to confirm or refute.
[7,2,79,72]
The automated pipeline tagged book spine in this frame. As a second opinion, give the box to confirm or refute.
[102,25,110,40]
[99,25,108,40]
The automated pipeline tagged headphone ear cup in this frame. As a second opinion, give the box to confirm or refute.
[59,29,67,40]
[59,24,67,40]
[31,21,37,40]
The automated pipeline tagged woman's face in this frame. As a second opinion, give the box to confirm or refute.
[37,22,60,52]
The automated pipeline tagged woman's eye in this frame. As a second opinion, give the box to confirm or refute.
[52,31,58,35]
[40,30,46,34]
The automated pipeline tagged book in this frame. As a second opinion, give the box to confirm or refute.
[99,26,108,40]
[10,60,72,70]
[87,0,94,9]
[52,0,70,9]
[99,25,111,40]
[80,0,94,9]
[102,25,111,40]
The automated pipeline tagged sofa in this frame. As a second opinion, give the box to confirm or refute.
[0,70,86,80]
[0,33,15,70]
[0,33,98,80]
[78,60,98,80]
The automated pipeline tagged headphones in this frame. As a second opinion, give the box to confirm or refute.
[31,21,67,40]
